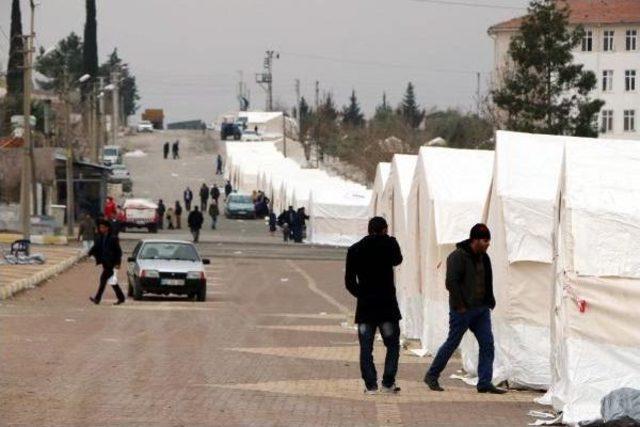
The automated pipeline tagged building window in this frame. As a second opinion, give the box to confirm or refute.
[626,29,637,51]
[626,70,636,91]
[601,110,614,133]
[624,110,636,132]
[602,70,614,91]
[604,30,615,51]
[582,30,593,52]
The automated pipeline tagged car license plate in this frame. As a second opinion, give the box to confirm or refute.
[135,219,146,224]
[161,279,184,286]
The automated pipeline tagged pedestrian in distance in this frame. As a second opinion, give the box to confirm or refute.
[166,207,175,230]
[268,210,277,235]
[208,200,220,229]
[345,216,403,395]
[277,208,292,242]
[174,201,183,229]
[199,183,210,211]
[224,180,233,201]
[216,154,223,175]
[184,187,193,211]
[211,184,221,205]
[163,141,169,159]
[297,207,309,241]
[187,206,204,243]
[77,213,96,252]
[104,196,117,221]
[88,219,126,305]
[172,140,180,159]
[424,224,506,395]
[156,199,166,230]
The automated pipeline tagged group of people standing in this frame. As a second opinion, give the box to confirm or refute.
[346,218,506,396]
[272,206,309,243]
[155,200,184,230]
[163,140,180,159]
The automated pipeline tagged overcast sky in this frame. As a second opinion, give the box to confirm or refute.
[0,0,530,123]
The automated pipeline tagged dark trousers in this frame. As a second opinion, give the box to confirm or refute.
[176,214,181,229]
[358,321,400,390]
[191,228,200,243]
[185,200,191,211]
[216,165,223,175]
[200,199,207,211]
[426,306,494,389]
[94,265,125,304]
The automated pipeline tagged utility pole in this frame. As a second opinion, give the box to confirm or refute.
[89,82,98,162]
[476,71,481,115]
[282,112,287,158]
[255,50,277,111]
[97,77,105,159]
[314,80,320,110]
[294,79,301,119]
[111,69,119,146]
[63,69,75,237]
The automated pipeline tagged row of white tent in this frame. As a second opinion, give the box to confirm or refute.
[370,130,640,424]
[225,141,372,247]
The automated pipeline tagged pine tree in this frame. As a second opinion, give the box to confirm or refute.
[492,0,604,136]
[373,92,393,122]
[399,82,425,129]
[3,0,24,133]
[342,90,365,127]
[99,49,140,118]
[35,32,84,93]
[82,0,98,92]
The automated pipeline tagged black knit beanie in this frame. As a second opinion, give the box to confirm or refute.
[470,223,491,240]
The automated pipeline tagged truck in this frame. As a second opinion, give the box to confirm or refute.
[220,122,242,140]
[141,109,165,130]
[122,198,159,233]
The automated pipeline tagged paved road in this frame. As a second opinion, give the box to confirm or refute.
[0,131,546,426]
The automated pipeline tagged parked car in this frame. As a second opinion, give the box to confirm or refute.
[108,164,133,192]
[102,145,122,166]
[121,198,159,233]
[220,122,242,140]
[126,239,210,301]
[136,120,154,133]
[241,130,262,142]
[224,193,256,219]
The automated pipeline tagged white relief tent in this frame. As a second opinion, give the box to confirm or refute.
[405,146,493,352]
[369,162,391,217]
[459,131,565,389]
[381,154,419,338]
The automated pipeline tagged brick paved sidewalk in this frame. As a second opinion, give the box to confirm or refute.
[0,244,84,300]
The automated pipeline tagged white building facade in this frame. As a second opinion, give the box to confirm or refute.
[489,0,640,140]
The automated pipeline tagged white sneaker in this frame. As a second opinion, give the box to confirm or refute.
[364,388,378,395]
[380,384,401,394]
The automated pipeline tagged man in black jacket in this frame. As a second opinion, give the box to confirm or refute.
[199,183,210,211]
[187,206,204,243]
[88,220,125,305]
[345,217,403,394]
[424,223,506,394]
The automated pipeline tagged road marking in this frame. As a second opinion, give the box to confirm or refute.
[286,260,351,316]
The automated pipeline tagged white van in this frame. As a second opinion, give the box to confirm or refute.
[102,145,122,166]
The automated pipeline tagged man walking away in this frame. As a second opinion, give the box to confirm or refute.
[211,184,221,205]
[163,142,169,159]
[277,209,291,242]
[175,201,183,229]
[224,180,232,201]
[89,220,125,305]
[172,140,180,159]
[156,199,166,230]
[199,183,210,211]
[184,187,193,211]
[216,154,223,175]
[345,217,403,394]
[78,213,96,252]
[187,206,204,243]
[208,200,219,229]
[424,224,506,394]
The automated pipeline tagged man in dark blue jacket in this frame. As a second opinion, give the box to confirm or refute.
[424,223,506,394]
[345,217,403,395]
[89,219,125,305]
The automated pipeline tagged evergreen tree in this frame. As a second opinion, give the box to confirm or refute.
[373,92,393,122]
[342,90,365,127]
[492,0,604,136]
[82,0,98,92]
[35,32,84,93]
[99,49,140,118]
[399,82,425,129]
[298,97,312,159]
[3,0,24,132]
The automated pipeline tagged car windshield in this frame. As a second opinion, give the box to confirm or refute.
[139,242,200,261]
[229,195,253,204]
[104,148,118,156]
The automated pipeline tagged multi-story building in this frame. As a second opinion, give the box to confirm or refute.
[489,0,640,140]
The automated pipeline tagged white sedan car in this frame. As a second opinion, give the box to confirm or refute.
[136,120,154,133]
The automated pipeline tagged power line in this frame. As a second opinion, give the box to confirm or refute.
[409,0,525,10]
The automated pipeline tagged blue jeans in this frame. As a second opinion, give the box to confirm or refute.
[426,306,495,389]
[358,321,400,390]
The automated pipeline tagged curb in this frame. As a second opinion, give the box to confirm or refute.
[0,251,85,300]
